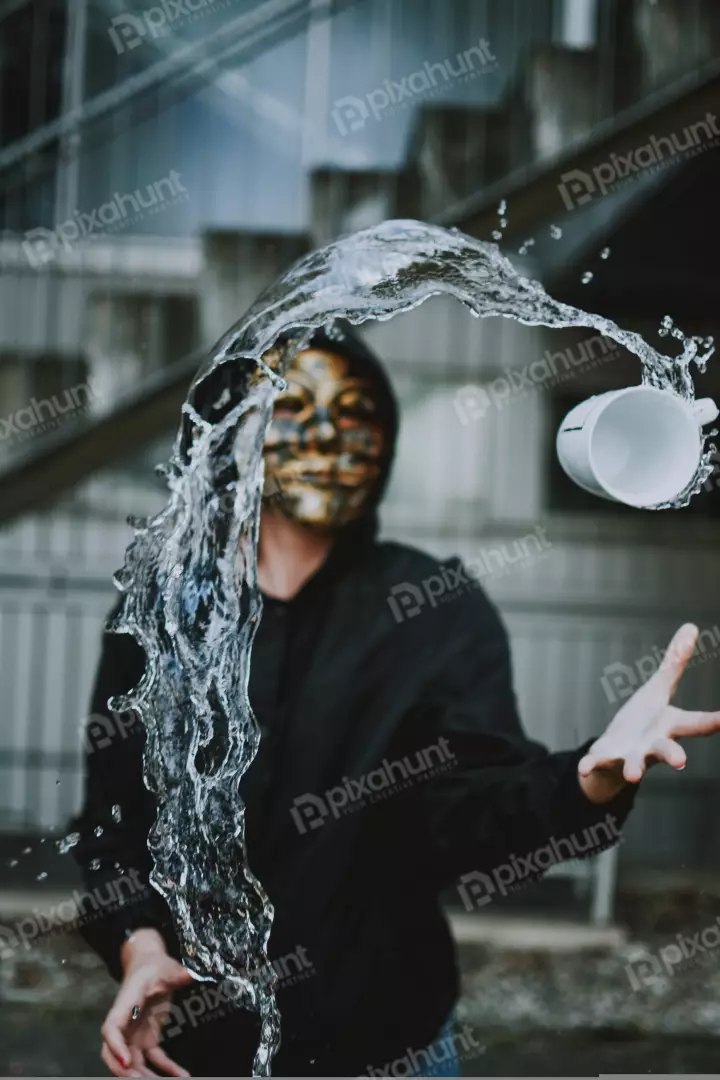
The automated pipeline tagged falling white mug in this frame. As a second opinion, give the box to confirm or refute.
[556,386,718,508]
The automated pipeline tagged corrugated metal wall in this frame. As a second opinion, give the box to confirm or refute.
[1,0,718,885]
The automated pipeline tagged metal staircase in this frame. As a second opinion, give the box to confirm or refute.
[2,30,719,524]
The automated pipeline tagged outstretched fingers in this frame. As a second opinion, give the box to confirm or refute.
[577,740,617,777]
[669,706,720,738]
[649,623,699,700]
[578,735,687,783]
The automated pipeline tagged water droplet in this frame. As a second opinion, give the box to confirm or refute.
[550,225,562,239]
[518,238,535,256]
[491,230,502,240]
[57,832,80,854]
[8,859,18,867]
[61,958,67,965]
[581,271,594,284]
[55,779,61,786]
[497,198,506,216]
[111,804,122,823]
[499,216,507,228]
[36,872,48,881]
[131,1005,141,1021]
[39,838,46,844]
[600,246,611,259]
[94,826,104,838]
[89,858,101,871]
[22,847,31,855]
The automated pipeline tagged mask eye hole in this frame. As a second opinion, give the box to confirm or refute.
[273,393,306,419]
[336,388,377,422]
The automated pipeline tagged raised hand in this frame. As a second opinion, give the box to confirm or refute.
[577,624,720,804]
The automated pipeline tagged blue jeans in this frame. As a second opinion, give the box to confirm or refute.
[408,1014,460,1077]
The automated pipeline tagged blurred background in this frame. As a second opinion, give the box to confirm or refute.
[1,0,720,1073]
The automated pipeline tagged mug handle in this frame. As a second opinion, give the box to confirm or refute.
[693,397,719,426]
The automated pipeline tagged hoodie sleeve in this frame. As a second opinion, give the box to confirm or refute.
[419,572,637,893]
[69,603,180,980]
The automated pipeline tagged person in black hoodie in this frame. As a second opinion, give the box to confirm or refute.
[71,324,719,1079]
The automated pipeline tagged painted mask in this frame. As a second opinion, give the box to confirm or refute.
[262,347,388,529]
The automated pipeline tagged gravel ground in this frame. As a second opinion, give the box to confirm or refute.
[457,941,720,1038]
[2,1006,720,1077]
[2,915,720,1076]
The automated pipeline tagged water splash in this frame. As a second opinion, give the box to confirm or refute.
[108,219,714,1075]
[57,832,80,854]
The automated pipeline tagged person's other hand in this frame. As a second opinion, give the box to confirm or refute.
[578,623,720,803]
[100,928,194,1078]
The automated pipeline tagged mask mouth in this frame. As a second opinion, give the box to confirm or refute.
[267,453,383,488]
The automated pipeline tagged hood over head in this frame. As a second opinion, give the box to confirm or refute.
[185,321,399,530]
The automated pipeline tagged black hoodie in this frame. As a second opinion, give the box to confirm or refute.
[70,326,636,1077]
